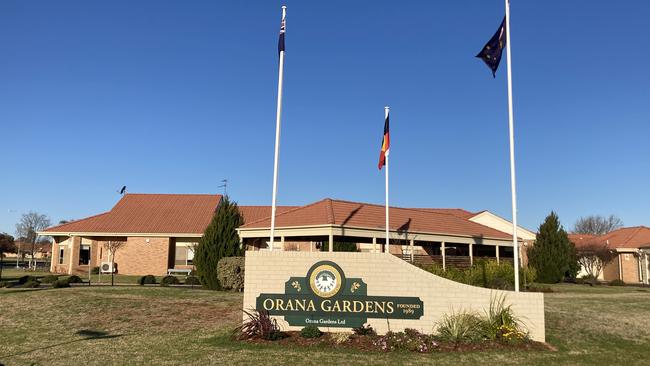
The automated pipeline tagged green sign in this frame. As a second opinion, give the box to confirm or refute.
[256,261,424,328]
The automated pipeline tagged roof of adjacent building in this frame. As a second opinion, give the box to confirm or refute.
[42,193,222,235]
[569,227,650,250]
[240,198,512,240]
[238,205,299,224]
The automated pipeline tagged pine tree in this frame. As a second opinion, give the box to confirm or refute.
[528,211,574,283]
[194,196,243,290]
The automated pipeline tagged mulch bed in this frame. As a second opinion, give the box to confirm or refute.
[243,332,553,353]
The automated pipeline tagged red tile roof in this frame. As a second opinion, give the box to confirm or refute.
[240,198,511,240]
[238,206,299,224]
[570,227,650,250]
[42,194,222,235]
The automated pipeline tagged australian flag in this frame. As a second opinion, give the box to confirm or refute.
[278,12,286,56]
[476,17,506,77]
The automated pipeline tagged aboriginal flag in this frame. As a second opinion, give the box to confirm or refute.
[378,111,390,170]
[476,16,506,77]
[278,12,286,56]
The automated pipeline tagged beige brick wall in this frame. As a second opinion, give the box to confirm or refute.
[243,251,545,342]
[620,253,640,283]
[108,237,171,276]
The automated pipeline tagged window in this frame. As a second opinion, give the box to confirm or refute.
[79,245,91,265]
[59,247,65,265]
[174,245,195,266]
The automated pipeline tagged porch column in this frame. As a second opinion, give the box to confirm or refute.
[68,236,76,275]
[495,245,500,264]
[280,236,285,251]
[410,239,414,264]
[469,242,474,266]
[372,237,377,253]
[329,230,334,253]
[441,241,446,271]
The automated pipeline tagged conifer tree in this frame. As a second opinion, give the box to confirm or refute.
[194,196,243,290]
[528,211,575,283]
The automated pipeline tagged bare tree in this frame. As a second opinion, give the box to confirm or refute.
[103,240,126,286]
[573,215,623,235]
[15,211,51,270]
[576,243,616,283]
[0,233,16,279]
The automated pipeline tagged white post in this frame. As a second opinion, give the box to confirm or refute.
[504,0,520,292]
[269,5,287,252]
[384,106,390,254]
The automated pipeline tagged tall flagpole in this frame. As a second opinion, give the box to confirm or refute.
[270,5,287,252]
[504,0,520,291]
[384,106,390,254]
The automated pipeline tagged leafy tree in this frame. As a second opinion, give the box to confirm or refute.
[15,211,51,269]
[103,240,126,286]
[528,212,576,283]
[573,215,623,235]
[194,196,243,290]
[0,233,16,280]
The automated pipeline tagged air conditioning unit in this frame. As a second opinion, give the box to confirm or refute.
[100,262,116,273]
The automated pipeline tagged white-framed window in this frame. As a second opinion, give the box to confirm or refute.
[174,244,196,266]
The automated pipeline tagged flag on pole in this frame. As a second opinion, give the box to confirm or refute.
[378,110,390,169]
[476,17,506,77]
[278,10,286,56]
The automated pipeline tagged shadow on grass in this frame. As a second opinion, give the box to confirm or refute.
[0,329,127,359]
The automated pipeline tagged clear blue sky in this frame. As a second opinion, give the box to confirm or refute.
[1,1,648,235]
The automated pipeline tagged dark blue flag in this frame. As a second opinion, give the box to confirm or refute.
[278,13,286,56]
[476,17,506,77]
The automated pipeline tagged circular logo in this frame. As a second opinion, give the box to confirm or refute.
[309,264,342,298]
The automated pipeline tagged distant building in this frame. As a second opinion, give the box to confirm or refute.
[40,193,532,276]
[570,227,650,285]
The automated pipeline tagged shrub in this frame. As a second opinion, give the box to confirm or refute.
[217,257,245,291]
[91,266,100,275]
[21,279,41,288]
[320,241,359,252]
[372,330,438,353]
[435,311,483,343]
[609,279,625,286]
[300,325,322,338]
[234,309,283,340]
[425,261,536,290]
[52,279,71,288]
[0,281,9,288]
[138,275,157,285]
[67,275,83,284]
[41,275,59,284]
[184,276,201,286]
[17,275,36,285]
[352,324,376,336]
[160,275,180,287]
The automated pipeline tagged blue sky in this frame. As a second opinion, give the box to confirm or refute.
[1,1,648,235]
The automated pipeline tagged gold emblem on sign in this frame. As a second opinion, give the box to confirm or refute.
[309,264,342,298]
[291,281,301,292]
[351,282,360,293]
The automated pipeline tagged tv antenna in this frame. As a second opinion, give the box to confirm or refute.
[218,179,228,196]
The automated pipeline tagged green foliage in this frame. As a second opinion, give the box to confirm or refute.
[160,275,180,287]
[194,196,243,290]
[352,324,376,336]
[435,311,483,343]
[479,295,526,341]
[217,256,245,291]
[52,279,71,288]
[373,329,439,352]
[184,276,201,286]
[41,275,59,284]
[67,275,83,284]
[424,261,535,290]
[528,212,576,283]
[609,279,625,286]
[320,241,359,252]
[91,266,100,275]
[0,281,8,288]
[21,279,41,288]
[17,275,36,285]
[138,275,157,285]
[300,325,322,338]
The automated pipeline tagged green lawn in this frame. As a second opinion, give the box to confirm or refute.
[1,283,649,365]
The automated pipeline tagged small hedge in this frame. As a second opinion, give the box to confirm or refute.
[609,279,625,286]
[41,275,59,284]
[160,275,180,287]
[184,276,201,286]
[91,266,100,274]
[52,279,71,288]
[0,281,9,288]
[22,279,41,288]
[300,325,322,338]
[17,275,37,285]
[67,275,83,284]
[138,275,157,285]
[217,257,245,291]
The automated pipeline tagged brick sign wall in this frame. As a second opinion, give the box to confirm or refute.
[243,251,545,342]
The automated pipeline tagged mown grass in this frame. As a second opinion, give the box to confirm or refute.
[1,283,649,365]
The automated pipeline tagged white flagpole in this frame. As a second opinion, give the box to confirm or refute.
[504,0,520,292]
[384,106,390,254]
[270,5,287,252]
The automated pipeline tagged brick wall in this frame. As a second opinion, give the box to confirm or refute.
[106,237,171,276]
[243,251,545,342]
[620,253,640,283]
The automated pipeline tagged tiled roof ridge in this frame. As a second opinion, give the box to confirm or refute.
[328,198,473,218]
[240,198,332,228]
[122,193,221,196]
[326,198,335,224]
